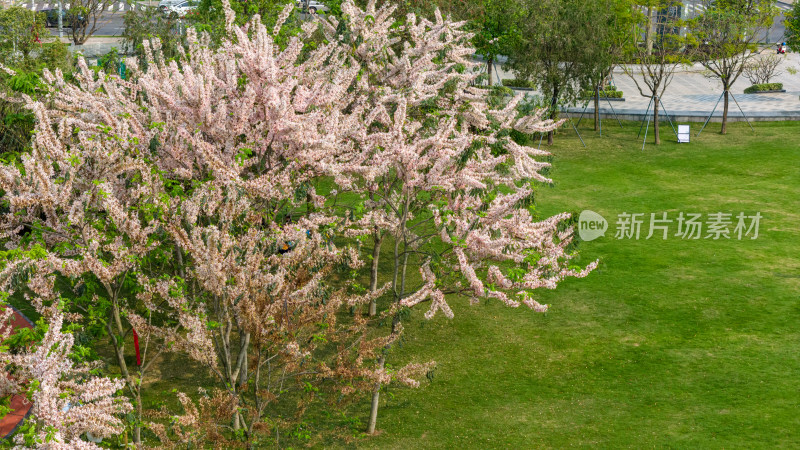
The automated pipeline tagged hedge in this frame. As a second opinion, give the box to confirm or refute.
[501,79,535,89]
[580,89,623,99]
[744,83,784,93]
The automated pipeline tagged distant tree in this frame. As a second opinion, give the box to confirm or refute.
[509,0,599,144]
[0,7,47,67]
[67,0,116,45]
[689,0,777,134]
[122,6,184,63]
[449,0,523,86]
[743,52,784,84]
[621,0,689,145]
[784,0,800,51]
[580,0,636,131]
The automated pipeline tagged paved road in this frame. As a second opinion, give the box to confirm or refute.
[45,13,126,36]
[20,0,153,12]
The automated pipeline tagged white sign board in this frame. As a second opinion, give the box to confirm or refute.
[678,125,690,143]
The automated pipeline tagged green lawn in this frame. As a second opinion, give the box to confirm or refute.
[362,121,800,448]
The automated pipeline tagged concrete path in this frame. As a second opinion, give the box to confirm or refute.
[600,52,800,122]
[490,52,800,122]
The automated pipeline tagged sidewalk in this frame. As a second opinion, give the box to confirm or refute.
[490,53,800,122]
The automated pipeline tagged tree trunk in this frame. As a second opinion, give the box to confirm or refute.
[106,317,142,445]
[369,231,383,316]
[371,196,410,433]
[548,86,559,145]
[653,95,660,145]
[400,252,409,299]
[134,397,142,444]
[721,88,729,135]
[646,7,655,56]
[366,355,385,434]
[487,57,494,87]
[238,331,249,387]
[306,192,314,216]
[594,85,600,132]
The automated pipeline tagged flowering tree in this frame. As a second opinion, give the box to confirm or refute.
[310,0,598,433]
[0,0,596,444]
[0,54,200,443]
[0,307,131,448]
[0,1,434,444]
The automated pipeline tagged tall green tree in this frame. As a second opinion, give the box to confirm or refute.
[122,7,185,64]
[784,0,800,51]
[508,0,598,144]
[689,0,777,134]
[580,0,636,131]
[0,7,47,66]
[450,0,523,86]
[192,0,304,43]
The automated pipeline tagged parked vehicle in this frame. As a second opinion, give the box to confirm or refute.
[41,9,86,28]
[158,0,184,13]
[295,0,329,13]
[162,1,197,18]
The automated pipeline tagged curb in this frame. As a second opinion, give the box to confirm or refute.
[563,108,800,123]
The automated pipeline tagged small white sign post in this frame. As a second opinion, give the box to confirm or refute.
[678,125,690,143]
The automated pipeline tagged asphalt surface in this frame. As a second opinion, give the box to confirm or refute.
[20,1,152,37]
[46,13,127,36]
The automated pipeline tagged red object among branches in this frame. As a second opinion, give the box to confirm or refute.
[132,329,141,366]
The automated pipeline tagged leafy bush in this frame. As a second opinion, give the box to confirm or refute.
[743,83,784,93]
[7,72,42,96]
[95,47,122,76]
[0,7,47,69]
[501,78,535,89]
[36,42,73,73]
[122,8,185,64]
[580,88,623,98]
[0,70,46,162]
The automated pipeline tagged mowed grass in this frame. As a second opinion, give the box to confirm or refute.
[360,121,800,448]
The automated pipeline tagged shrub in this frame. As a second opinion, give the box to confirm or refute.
[501,78,534,89]
[580,88,623,99]
[744,54,784,85]
[0,7,48,69]
[36,41,72,73]
[744,82,784,93]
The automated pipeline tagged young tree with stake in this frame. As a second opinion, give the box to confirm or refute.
[688,0,777,134]
[622,0,688,145]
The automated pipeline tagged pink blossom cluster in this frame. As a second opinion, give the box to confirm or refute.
[0,0,597,442]
[1,308,131,448]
